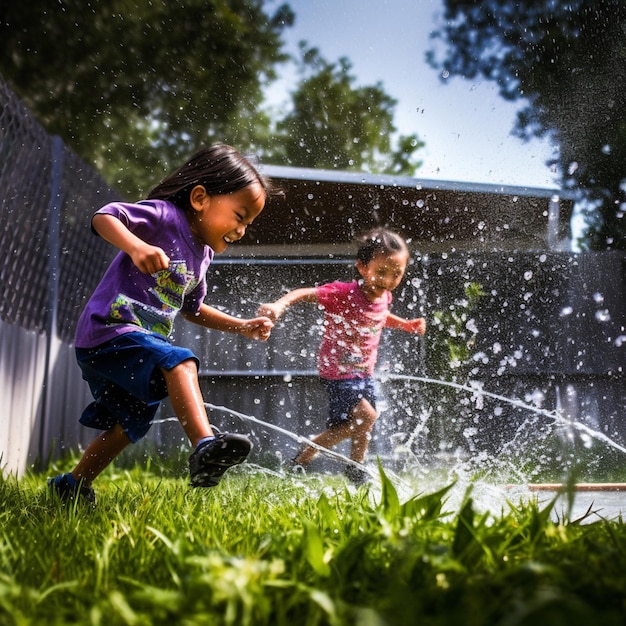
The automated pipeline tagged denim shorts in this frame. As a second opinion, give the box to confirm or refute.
[76,332,198,442]
[321,377,377,428]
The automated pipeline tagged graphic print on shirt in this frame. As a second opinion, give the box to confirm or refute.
[109,260,199,338]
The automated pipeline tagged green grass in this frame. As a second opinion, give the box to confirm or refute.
[1,461,625,626]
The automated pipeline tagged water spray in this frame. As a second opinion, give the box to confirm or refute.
[385,373,626,456]
[152,374,625,496]
[154,403,381,482]
[204,402,382,481]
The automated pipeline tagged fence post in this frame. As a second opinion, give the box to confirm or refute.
[39,136,64,464]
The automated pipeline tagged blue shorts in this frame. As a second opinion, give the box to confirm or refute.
[76,332,198,442]
[321,377,377,428]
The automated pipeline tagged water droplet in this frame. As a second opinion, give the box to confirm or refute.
[595,309,611,322]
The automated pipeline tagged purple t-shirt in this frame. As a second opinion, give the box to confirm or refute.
[75,200,213,348]
[316,280,392,379]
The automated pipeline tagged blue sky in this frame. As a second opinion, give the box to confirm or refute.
[265,0,559,189]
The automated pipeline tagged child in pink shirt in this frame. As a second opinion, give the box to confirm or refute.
[259,228,425,484]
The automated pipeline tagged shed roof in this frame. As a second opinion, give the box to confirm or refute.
[235,164,574,256]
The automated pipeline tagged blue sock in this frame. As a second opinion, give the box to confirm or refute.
[196,436,216,449]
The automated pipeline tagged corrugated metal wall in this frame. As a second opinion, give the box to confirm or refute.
[0,321,96,472]
[0,321,47,475]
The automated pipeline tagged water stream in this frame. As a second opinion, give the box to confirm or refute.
[220,373,624,520]
[154,373,625,520]
[385,374,626,456]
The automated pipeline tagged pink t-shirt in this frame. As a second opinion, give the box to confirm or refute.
[316,280,392,380]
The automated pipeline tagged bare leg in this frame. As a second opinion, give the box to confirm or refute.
[294,421,352,465]
[66,360,212,489]
[71,422,131,486]
[161,358,213,447]
[294,399,378,465]
[347,399,378,463]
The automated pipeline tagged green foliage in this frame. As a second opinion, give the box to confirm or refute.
[428,0,626,250]
[0,2,424,199]
[1,464,625,625]
[264,45,424,176]
[0,0,294,198]
[427,281,485,381]
[405,280,486,456]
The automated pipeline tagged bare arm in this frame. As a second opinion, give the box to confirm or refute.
[181,304,273,342]
[257,287,319,323]
[385,313,426,335]
[92,213,170,274]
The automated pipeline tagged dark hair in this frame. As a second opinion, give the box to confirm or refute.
[146,143,278,211]
[355,227,409,265]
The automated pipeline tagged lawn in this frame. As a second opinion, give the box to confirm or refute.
[0,460,625,625]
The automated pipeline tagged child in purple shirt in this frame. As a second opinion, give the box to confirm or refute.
[259,228,426,485]
[49,144,278,504]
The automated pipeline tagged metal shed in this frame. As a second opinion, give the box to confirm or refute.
[239,165,575,255]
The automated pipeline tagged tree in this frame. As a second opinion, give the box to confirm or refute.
[263,45,424,176]
[427,0,626,250]
[0,0,294,197]
[1,3,424,196]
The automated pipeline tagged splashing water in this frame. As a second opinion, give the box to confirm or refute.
[386,374,626,456]
[154,403,383,484]
[154,375,626,486]
[206,402,365,466]
[152,372,625,519]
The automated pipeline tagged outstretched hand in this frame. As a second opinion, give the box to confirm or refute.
[240,316,274,341]
[256,302,284,323]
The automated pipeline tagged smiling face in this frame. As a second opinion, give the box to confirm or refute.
[188,183,266,253]
[356,249,409,301]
